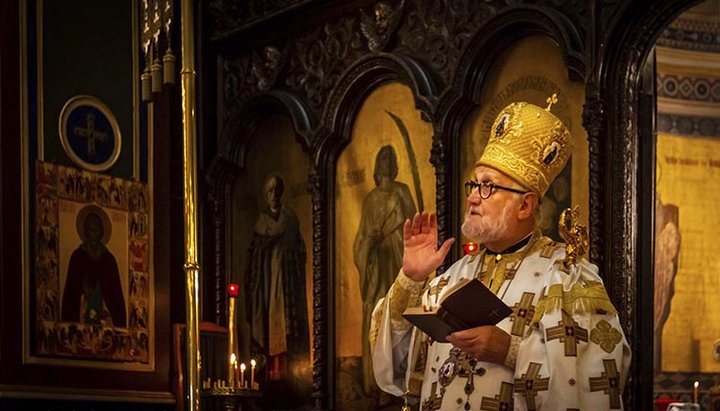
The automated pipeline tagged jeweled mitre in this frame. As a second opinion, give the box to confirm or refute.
[476,98,572,197]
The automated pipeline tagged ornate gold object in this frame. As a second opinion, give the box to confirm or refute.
[476,96,572,197]
[545,93,558,111]
[558,205,588,271]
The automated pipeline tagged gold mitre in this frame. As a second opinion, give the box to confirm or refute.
[475,94,572,197]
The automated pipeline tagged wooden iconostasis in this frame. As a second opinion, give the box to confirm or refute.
[195,1,706,410]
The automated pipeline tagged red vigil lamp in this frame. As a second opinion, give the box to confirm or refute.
[227,283,239,298]
[462,242,479,255]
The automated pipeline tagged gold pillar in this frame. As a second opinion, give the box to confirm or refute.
[180,0,200,410]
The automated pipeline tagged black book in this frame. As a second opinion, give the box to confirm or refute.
[402,277,512,343]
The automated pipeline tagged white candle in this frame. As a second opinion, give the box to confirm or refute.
[229,353,237,387]
[240,363,246,388]
[250,359,256,389]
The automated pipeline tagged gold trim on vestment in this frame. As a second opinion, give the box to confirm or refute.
[504,335,521,369]
[530,281,618,327]
[369,271,424,347]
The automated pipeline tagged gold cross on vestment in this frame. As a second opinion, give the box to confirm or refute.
[589,359,621,409]
[421,381,443,411]
[73,113,108,157]
[480,381,514,411]
[546,310,588,356]
[514,362,549,411]
[510,292,536,337]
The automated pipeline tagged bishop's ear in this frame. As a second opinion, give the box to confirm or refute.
[517,192,539,220]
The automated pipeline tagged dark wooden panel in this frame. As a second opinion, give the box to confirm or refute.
[0,0,180,402]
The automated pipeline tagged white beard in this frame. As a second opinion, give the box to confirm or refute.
[461,201,515,245]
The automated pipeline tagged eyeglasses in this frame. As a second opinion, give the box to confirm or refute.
[464,180,528,199]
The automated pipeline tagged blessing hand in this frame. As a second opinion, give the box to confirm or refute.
[402,212,455,282]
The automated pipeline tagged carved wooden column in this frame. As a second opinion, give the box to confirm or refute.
[205,157,241,325]
[430,132,452,274]
[209,188,227,325]
[582,87,606,271]
[309,167,328,411]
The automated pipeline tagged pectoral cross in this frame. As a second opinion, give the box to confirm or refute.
[73,113,108,157]
[514,362,549,411]
[589,359,621,409]
[457,358,481,394]
[480,381,513,411]
[510,292,536,336]
[421,381,443,411]
[546,310,588,356]
[455,354,490,410]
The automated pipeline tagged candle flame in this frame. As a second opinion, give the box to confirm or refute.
[230,353,236,363]
[251,359,256,367]
[240,363,246,371]
[695,381,699,388]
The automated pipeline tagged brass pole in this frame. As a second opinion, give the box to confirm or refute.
[228,297,236,386]
[180,0,200,410]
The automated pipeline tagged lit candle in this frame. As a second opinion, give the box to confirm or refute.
[693,380,699,404]
[227,284,239,385]
[240,363,246,389]
[234,357,239,388]
[229,353,237,387]
[250,359,256,389]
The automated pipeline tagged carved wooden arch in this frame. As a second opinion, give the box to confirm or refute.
[589,1,697,409]
[451,4,585,103]
[316,53,439,159]
[308,53,438,410]
[203,90,315,324]
[216,90,316,169]
[428,4,587,261]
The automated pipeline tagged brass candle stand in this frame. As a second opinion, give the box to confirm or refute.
[200,384,261,411]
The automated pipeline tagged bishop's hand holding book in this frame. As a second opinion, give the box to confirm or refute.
[402,277,512,343]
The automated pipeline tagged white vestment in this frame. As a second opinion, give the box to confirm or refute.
[370,235,631,410]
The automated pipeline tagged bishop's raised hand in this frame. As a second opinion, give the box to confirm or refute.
[401,212,455,282]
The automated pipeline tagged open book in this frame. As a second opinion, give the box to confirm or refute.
[402,277,512,343]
